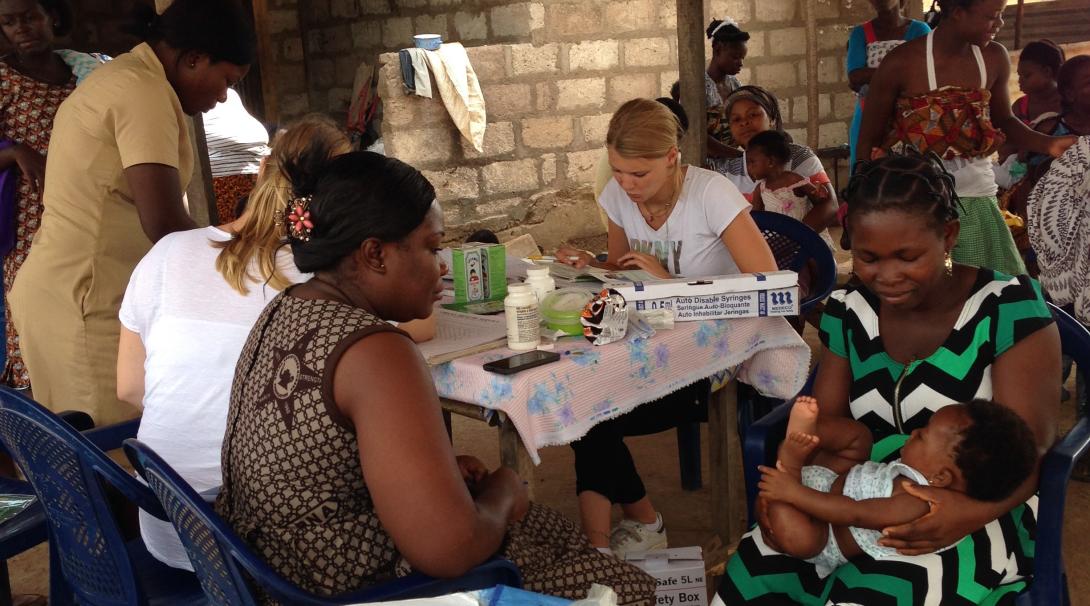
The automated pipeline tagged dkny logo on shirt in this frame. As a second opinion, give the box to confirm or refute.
[630,239,682,275]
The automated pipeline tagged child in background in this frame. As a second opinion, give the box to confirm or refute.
[747,130,836,250]
[1012,40,1065,126]
[997,40,1066,169]
[757,396,1037,576]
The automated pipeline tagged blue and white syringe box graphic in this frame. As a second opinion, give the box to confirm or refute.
[604,270,799,321]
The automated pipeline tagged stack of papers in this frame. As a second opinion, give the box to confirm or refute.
[417,308,507,364]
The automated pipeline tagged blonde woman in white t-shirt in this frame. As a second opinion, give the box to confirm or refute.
[556,98,776,555]
[115,115,349,570]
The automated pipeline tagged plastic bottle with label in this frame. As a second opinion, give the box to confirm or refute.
[524,266,557,303]
[504,284,540,350]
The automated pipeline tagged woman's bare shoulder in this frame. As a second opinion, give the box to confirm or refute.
[885,36,925,64]
[982,40,1011,60]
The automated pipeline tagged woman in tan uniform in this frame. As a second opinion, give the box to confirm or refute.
[8,0,254,424]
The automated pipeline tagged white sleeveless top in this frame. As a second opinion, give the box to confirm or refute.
[924,31,998,198]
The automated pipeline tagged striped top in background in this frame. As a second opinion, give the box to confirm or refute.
[202,88,270,178]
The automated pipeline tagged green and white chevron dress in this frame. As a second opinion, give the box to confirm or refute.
[717,269,1054,606]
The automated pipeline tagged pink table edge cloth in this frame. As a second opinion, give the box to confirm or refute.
[431,316,812,464]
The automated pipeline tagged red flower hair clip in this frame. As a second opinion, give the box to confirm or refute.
[283,196,314,242]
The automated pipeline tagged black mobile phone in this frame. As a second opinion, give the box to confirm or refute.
[483,350,561,375]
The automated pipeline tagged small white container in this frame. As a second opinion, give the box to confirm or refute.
[504,284,540,351]
[524,266,556,303]
[414,34,442,50]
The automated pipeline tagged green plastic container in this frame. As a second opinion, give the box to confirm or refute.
[540,288,595,336]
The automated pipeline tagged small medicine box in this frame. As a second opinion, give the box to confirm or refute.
[453,243,506,304]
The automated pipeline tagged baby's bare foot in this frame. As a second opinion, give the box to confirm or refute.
[779,431,820,475]
[787,396,820,438]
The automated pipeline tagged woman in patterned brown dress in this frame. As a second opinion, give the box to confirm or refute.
[215,151,656,605]
[0,0,78,389]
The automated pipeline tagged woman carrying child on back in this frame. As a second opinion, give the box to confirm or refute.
[747,130,837,250]
[855,0,1075,274]
[846,0,931,168]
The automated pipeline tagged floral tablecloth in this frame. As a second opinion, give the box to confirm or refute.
[432,316,811,463]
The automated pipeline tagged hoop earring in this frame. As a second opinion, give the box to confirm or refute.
[944,252,954,277]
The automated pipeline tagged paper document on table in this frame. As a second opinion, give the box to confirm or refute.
[545,263,660,284]
[418,308,507,365]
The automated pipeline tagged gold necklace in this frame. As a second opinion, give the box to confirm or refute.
[640,200,673,223]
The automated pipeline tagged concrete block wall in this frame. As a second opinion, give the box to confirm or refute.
[376,31,686,245]
[298,0,871,141]
[261,0,312,119]
[706,0,872,149]
[301,0,683,116]
[367,1,687,245]
[369,1,875,242]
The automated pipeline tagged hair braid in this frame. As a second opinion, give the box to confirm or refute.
[844,150,961,232]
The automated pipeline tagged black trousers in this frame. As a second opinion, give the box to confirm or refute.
[570,379,709,505]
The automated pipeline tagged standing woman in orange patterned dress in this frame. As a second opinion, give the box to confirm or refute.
[856,0,1074,275]
[0,0,101,390]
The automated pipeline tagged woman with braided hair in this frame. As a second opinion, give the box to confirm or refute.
[716,151,1060,605]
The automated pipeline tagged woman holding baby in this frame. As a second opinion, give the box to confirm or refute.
[715,152,1061,605]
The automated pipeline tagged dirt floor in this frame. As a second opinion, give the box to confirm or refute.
[8,230,1089,604]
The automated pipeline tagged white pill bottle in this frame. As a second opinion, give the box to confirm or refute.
[524,265,557,303]
[504,284,540,350]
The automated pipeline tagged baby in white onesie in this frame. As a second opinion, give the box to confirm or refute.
[756,396,1037,576]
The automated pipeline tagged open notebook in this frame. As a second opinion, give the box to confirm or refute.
[416,308,507,365]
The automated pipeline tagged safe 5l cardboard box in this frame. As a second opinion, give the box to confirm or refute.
[603,271,798,321]
[624,546,706,606]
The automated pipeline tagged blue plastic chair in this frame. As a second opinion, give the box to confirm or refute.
[676,211,836,491]
[123,438,523,605]
[741,303,1090,606]
[748,210,838,309]
[0,387,205,605]
[0,475,44,606]
[0,409,95,606]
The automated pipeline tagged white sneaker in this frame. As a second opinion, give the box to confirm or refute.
[609,516,667,556]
